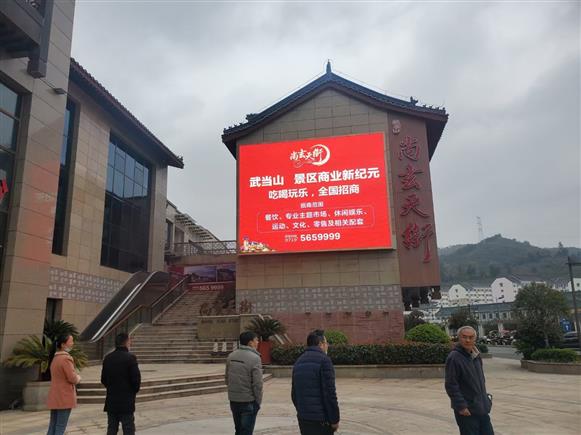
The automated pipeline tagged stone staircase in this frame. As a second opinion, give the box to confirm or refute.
[155,289,219,325]
[130,324,236,364]
[129,288,236,364]
[78,286,272,405]
[77,373,273,404]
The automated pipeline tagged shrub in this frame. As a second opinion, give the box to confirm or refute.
[405,324,450,344]
[404,310,426,331]
[247,317,286,341]
[325,330,348,345]
[271,343,451,365]
[514,318,562,360]
[530,348,578,363]
[477,343,489,354]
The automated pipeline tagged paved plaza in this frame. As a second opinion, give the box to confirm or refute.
[1,358,579,435]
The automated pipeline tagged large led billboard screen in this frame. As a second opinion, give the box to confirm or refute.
[238,132,392,254]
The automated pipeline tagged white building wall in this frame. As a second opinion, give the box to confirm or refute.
[491,277,520,303]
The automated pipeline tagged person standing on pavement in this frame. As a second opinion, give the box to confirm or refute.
[445,325,495,435]
[291,330,340,435]
[101,332,141,435]
[46,334,81,435]
[226,331,263,435]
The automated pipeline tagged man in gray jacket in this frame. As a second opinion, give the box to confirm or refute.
[226,331,263,435]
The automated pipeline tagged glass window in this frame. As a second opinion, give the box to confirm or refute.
[0,82,19,272]
[102,135,151,273]
[113,170,124,197]
[125,155,135,180]
[0,113,17,150]
[52,100,76,255]
[115,147,125,172]
[124,176,133,198]
[0,148,14,213]
[0,84,19,115]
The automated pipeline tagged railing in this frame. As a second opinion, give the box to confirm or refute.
[169,240,237,257]
[80,271,188,360]
[151,274,189,322]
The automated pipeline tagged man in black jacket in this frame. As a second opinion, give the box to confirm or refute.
[445,326,494,435]
[101,333,141,435]
[291,330,340,435]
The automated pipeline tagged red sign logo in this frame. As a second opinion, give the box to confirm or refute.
[238,133,392,254]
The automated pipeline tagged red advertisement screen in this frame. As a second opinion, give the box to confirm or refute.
[238,132,392,254]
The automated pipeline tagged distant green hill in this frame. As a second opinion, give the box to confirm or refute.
[439,235,581,286]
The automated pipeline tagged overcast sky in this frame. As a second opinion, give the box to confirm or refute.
[71,1,580,248]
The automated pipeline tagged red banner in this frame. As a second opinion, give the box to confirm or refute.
[238,133,392,254]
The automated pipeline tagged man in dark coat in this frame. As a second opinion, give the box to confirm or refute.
[101,333,141,435]
[291,330,340,435]
[445,326,494,435]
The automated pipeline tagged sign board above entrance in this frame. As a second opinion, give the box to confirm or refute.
[238,133,392,255]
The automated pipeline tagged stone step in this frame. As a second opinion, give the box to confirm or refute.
[78,379,226,396]
[78,385,228,404]
[134,357,227,363]
[132,351,225,357]
[131,345,234,351]
[79,374,226,390]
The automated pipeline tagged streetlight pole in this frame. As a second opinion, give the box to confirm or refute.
[566,257,581,351]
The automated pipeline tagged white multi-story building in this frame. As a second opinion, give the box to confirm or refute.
[552,278,581,292]
[443,284,493,307]
[491,277,521,303]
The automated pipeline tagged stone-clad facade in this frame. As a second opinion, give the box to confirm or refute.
[0,0,182,407]
[224,68,447,343]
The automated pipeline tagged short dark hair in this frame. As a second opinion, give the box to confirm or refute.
[307,329,326,347]
[240,331,258,346]
[115,332,129,347]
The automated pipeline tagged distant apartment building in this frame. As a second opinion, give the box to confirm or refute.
[552,277,581,293]
[490,277,521,303]
[440,283,493,307]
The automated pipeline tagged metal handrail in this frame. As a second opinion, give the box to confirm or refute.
[151,275,189,323]
[169,240,237,256]
[80,271,187,359]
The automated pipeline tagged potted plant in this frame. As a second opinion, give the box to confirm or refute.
[3,320,88,411]
[247,317,286,365]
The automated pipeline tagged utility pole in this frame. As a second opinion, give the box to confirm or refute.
[566,257,581,351]
[477,216,484,242]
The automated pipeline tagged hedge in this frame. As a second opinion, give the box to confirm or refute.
[325,330,348,345]
[405,324,450,344]
[530,348,578,363]
[271,343,451,365]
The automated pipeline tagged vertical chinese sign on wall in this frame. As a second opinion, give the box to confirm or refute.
[390,117,440,287]
[238,133,392,254]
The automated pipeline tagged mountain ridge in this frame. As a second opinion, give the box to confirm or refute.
[438,234,581,286]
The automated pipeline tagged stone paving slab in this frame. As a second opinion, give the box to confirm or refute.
[1,358,580,435]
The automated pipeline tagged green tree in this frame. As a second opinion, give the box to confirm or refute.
[404,310,426,331]
[512,283,569,358]
[448,308,478,332]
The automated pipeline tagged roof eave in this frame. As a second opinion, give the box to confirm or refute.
[69,59,184,169]
[222,80,448,161]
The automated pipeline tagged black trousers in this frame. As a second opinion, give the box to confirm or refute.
[454,412,494,435]
[298,419,335,435]
[107,412,135,435]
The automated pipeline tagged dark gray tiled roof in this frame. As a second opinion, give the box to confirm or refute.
[222,64,448,159]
